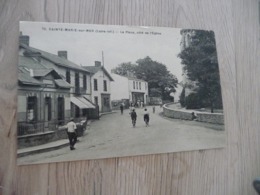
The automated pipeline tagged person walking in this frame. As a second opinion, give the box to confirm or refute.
[129,103,135,114]
[66,118,77,150]
[153,106,155,113]
[131,109,137,127]
[143,108,150,127]
[120,103,124,114]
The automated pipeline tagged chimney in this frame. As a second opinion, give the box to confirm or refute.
[95,61,102,67]
[58,51,67,59]
[19,33,30,46]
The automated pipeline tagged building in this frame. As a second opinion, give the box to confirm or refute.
[84,61,114,113]
[111,73,149,107]
[18,55,71,126]
[18,34,97,135]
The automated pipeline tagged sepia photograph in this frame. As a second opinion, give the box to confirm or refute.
[17,22,226,165]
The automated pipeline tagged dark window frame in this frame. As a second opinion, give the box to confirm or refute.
[45,97,52,121]
[94,79,98,91]
[83,74,87,89]
[27,96,37,122]
[66,70,70,83]
[103,80,107,91]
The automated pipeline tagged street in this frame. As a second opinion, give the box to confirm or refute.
[18,106,226,164]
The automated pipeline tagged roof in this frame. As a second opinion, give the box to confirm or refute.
[33,69,61,79]
[18,71,43,86]
[20,43,91,73]
[84,66,114,81]
[18,55,69,88]
[33,69,54,77]
[19,56,47,70]
[54,79,72,89]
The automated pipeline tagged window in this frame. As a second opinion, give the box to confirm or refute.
[94,79,98,91]
[75,72,80,88]
[133,81,135,89]
[136,81,138,89]
[83,75,87,89]
[57,97,64,124]
[94,96,98,105]
[74,72,80,94]
[45,97,52,121]
[103,80,107,91]
[27,96,37,122]
[139,82,141,90]
[66,70,70,83]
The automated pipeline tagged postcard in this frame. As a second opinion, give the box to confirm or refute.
[17,21,225,164]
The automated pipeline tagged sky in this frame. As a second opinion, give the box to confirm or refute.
[20,21,184,82]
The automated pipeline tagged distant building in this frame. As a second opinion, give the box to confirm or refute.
[84,61,114,113]
[18,34,96,134]
[111,73,149,107]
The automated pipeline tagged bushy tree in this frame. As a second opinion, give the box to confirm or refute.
[112,56,178,101]
[111,62,136,76]
[135,57,178,101]
[178,30,222,113]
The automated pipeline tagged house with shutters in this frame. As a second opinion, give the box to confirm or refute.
[84,61,114,113]
[18,34,97,135]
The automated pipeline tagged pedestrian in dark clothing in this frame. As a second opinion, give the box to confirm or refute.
[131,109,137,127]
[143,108,150,127]
[120,104,124,114]
[66,118,77,150]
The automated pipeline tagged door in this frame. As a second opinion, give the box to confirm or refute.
[101,94,111,113]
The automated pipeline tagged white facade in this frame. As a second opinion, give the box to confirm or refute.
[90,69,113,112]
[91,69,111,104]
[110,74,129,100]
[111,73,149,104]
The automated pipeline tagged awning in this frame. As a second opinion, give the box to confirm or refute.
[78,97,96,109]
[71,97,96,109]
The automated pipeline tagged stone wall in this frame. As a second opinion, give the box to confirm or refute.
[163,103,224,125]
[163,104,193,120]
[196,112,224,125]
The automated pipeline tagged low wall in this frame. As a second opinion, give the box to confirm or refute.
[163,103,224,125]
[18,125,85,149]
[196,112,224,125]
[18,131,57,149]
[163,104,193,120]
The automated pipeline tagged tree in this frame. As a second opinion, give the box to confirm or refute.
[111,62,136,76]
[179,87,186,107]
[112,56,178,101]
[178,29,222,113]
[135,57,178,101]
[149,88,162,97]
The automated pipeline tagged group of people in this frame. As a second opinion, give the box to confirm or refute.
[130,106,150,127]
[66,104,154,151]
